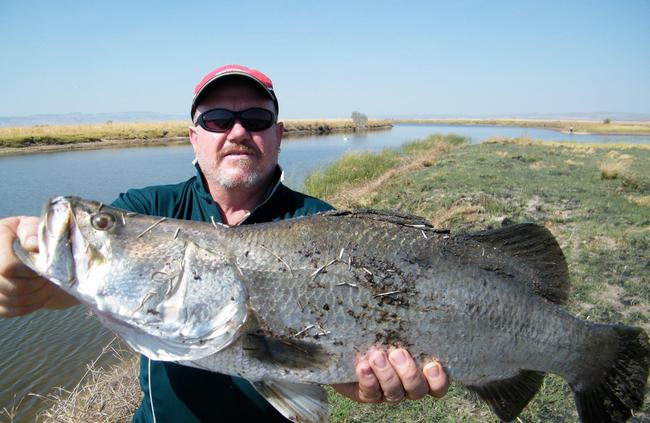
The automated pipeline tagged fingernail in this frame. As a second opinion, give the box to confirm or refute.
[426,362,440,378]
[372,352,387,369]
[25,236,38,250]
[389,349,408,367]
[360,364,373,377]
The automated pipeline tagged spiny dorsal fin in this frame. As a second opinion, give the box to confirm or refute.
[325,209,448,232]
[467,370,545,422]
[471,223,569,304]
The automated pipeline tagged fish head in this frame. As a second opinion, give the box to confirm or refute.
[25,196,122,297]
[16,196,249,361]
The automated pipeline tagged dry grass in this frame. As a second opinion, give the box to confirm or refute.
[283,119,392,135]
[0,121,190,146]
[393,118,650,135]
[427,203,485,228]
[0,119,392,147]
[599,159,631,179]
[1,395,26,423]
[626,195,650,208]
[35,339,141,423]
[529,161,553,170]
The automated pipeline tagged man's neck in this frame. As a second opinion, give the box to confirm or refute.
[207,177,275,226]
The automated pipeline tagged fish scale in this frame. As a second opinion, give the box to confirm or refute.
[14,197,650,423]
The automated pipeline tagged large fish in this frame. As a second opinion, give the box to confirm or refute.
[14,196,650,422]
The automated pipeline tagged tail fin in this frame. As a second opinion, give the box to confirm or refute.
[572,325,650,423]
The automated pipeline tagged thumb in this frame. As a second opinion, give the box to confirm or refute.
[16,216,40,252]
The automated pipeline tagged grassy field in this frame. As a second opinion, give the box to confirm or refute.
[14,134,650,422]
[307,135,650,422]
[393,118,650,135]
[0,119,392,149]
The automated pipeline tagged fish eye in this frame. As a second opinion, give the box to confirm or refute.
[91,213,116,231]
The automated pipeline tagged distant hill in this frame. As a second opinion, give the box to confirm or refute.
[382,112,650,122]
[0,112,188,127]
[2,111,649,128]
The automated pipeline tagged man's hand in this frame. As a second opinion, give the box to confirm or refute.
[0,216,77,317]
[331,348,449,403]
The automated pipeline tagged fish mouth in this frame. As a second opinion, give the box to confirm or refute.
[36,196,78,287]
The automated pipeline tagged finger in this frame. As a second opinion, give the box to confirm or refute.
[16,217,40,252]
[0,219,39,279]
[423,360,449,398]
[355,359,382,403]
[0,301,47,318]
[388,349,429,400]
[0,284,52,308]
[0,275,48,296]
[369,350,405,403]
[0,250,41,279]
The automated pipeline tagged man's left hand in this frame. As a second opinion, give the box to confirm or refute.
[331,348,449,403]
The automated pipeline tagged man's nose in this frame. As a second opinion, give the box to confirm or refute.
[226,120,250,141]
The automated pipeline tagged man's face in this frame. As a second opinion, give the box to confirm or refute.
[188,80,283,191]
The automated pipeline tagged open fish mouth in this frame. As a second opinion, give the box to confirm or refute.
[34,196,78,287]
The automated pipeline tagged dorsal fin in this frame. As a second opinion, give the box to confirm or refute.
[471,223,569,304]
[324,209,448,232]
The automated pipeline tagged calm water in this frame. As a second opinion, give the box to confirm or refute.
[1,124,648,421]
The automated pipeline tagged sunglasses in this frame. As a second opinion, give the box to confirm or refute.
[195,108,276,133]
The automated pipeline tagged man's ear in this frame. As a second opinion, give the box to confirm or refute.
[188,125,198,148]
[275,121,284,142]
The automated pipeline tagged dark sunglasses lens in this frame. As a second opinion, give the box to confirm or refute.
[201,109,235,132]
[240,108,275,131]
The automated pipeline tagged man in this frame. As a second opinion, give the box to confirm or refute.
[0,64,448,422]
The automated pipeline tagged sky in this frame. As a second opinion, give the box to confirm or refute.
[1,0,649,119]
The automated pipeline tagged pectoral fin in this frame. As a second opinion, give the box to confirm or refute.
[252,380,329,423]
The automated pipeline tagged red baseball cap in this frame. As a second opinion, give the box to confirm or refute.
[191,64,279,119]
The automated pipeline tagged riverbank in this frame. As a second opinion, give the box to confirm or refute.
[0,119,392,156]
[17,135,650,422]
[311,135,650,422]
[393,118,650,135]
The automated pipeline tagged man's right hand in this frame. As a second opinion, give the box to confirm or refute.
[0,216,78,317]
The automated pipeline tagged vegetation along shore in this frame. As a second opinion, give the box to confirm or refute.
[0,119,392,156]
[14,134,648,422]
[394,118,650,136]
[2,118,650,157]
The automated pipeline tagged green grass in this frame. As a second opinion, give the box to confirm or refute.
[305,150,400,199]
[307,136,650,422]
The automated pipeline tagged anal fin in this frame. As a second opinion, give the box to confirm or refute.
[467,370,545,422]
[252,380,329,422]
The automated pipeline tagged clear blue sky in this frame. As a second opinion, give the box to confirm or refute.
[1,0,648,119]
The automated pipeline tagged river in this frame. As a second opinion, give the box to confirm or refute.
[1,123,648,421]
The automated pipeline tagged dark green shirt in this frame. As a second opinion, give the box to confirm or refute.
[111,166,333,423]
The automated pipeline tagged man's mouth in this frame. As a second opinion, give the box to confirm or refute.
[221,147,258,158]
